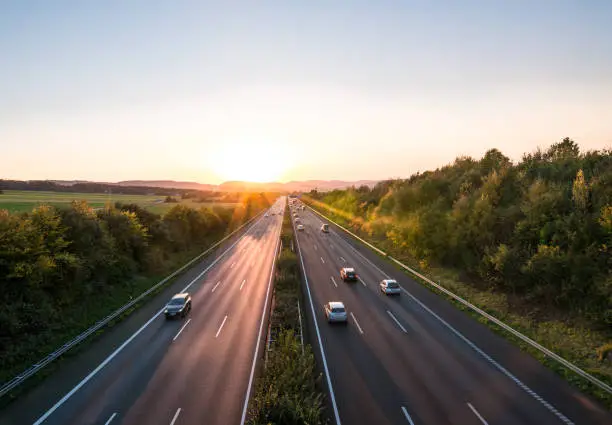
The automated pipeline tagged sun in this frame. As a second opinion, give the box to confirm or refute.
[207,140,292,183]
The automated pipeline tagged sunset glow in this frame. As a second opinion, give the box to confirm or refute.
[207,139,293,183]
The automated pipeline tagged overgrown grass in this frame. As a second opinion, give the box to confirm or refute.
[305,197,612,409]
[248,201,328,425]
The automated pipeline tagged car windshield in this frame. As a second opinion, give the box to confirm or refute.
[387,281,399,288]
[331,307,345,313]
[168,298,185,306]
[346,271,355,277]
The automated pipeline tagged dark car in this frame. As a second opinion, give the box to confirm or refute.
[164,293,192,319]
[340,267,358,282]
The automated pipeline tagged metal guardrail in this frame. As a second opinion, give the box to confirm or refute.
[0,211,265,399]
[305,203,612,396]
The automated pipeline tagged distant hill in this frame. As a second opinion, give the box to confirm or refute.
[3,178,379,193]
[116,180,216,191]
[217,180,378,192]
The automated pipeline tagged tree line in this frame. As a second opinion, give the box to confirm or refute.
[307,139,611,326]
[0,193,273,380]
[0,179,210,197]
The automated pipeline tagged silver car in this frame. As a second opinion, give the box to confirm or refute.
[324,301,348,323]
[380,279,401,295]
[164,293,192,319]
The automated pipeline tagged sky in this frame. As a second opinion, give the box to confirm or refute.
[1,1,611,184]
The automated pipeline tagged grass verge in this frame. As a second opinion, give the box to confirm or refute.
[304,198,612,410]
[247,202,328,425]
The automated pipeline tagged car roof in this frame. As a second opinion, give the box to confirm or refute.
[342,267,355,272]
[328,301,345,309]
[171,293,189,300]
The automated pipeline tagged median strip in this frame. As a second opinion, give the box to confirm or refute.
[247,199,328,425]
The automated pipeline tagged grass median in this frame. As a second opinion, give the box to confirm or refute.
[247,202,328,425]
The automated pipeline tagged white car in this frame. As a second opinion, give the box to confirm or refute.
[380,279,401,295]
[324,302,348,323]
[297,224,305,231]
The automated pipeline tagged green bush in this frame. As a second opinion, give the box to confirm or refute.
[249,331,325,425]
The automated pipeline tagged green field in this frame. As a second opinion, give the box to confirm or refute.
[0,190,238,214]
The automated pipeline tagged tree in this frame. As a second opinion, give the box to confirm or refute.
[572,169,589,212]
[545,137,580,161]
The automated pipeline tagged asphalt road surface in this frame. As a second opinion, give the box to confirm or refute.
[0,199,285,425]
[291,201,611,425]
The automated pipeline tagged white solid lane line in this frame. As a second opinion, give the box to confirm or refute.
[358,277,367,287]
[340,256,346,263]
[401,406,415,425]
[320,256,325,264]
[104,412,117,425]
[170,407,182,425]
[211,281,221,293]
[240,279,246,291]
[330,244,334,250]
[467,402,489,425]
[172,319,192,342]
[215,315,228,338]
[387,310,408,333]
[314,244,318,251]
[330,277,338,288]
[350,312,364,335]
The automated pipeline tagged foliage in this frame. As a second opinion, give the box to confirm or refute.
[306,139,612,326]
[249,331,325,425]
[248,200,327,425]
[0,193,272,383]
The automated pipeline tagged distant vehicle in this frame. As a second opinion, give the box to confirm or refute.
[380,279,401,295]
[324,301,348,323]
[321,224,329,233]
[264,213,269,217]
[295,217,301,223]
[297,224,305,231]
[340,267,358,282]
[301,206,305,210]
[164,293,192,319]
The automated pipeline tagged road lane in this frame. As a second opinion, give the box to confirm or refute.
[1,200,285,425]
[292,202,611,425]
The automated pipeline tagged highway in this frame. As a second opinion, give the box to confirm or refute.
[0,198,285,425]
[292,201,612,425]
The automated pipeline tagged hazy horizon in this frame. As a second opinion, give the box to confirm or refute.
[2,1,611,184]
